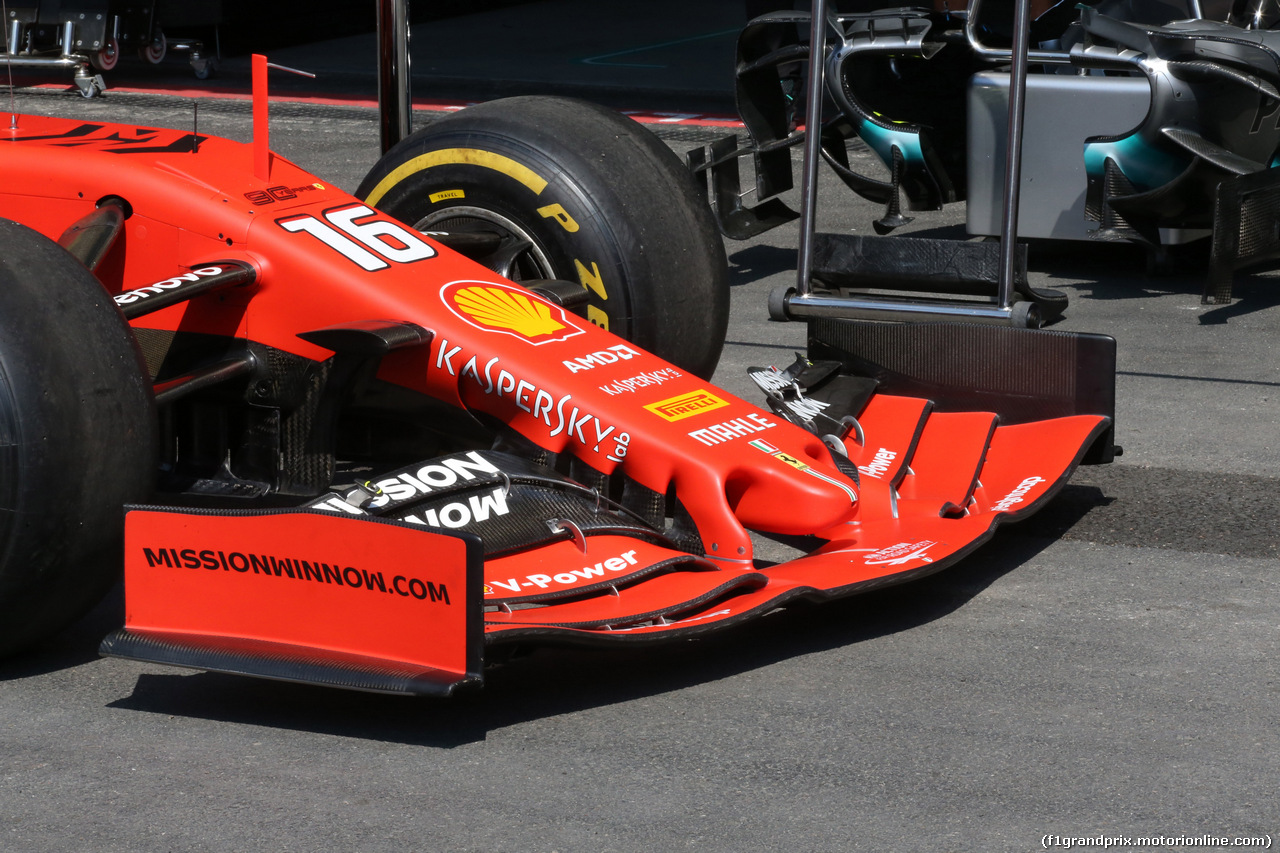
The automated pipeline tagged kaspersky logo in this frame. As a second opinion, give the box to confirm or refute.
[442,280,584,345]
[645,389,729,422]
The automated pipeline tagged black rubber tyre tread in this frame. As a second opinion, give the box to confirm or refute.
[1010,299,1042,329]
[768,285,794,321]
[0,219,156,656]
[356,96,729,379]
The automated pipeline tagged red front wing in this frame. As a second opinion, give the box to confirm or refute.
[2,113,1110,694]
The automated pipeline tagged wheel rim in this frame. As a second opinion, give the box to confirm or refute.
[95,37,118,71]
[414,206,555,282]
[140,30,166,64]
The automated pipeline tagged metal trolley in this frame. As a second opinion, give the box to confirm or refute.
[1,0,221,97]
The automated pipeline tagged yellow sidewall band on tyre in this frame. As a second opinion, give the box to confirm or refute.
[364,148,549,207]
[364,144,619,334]
[355,96,728,378]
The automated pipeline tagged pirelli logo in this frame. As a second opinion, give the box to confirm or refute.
[644,389,729,422]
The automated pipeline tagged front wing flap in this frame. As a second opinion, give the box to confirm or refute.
[102,509,484,697]
[483,412,1109,645]
[103,402,1109,692]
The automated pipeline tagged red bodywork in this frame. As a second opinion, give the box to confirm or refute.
[1,113,1108,694]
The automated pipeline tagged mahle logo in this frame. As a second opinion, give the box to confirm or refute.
[645,389,729,422]
[442,280,584,345]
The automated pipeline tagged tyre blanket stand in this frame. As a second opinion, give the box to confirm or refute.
[118,0,221,80]
[1,0,110,97]
[696,0,1280,312]
[0,0,219,96]
[689,0,1062,329]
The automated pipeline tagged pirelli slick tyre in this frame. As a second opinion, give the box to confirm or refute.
[357,96,730,379]
[0,220,155,656]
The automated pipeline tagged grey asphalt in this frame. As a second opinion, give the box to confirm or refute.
[3,6,1280,851]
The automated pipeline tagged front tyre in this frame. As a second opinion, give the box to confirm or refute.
[0,220,156,656]
[356,96,729,379]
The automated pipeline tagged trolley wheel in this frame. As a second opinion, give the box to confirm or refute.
[138,28,166,64]
[73,73,104,99]
[0,220,156,656]
[356,96,730,379]
[1011,299,1043,329]
[768,285,795,321]
[192,57,217,80]
[93,37,119,72]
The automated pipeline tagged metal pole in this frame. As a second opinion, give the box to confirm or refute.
[795,0,829,298]
[997,0,1033,310]
[779,291,1031,325]
[377,0,412,154]
[964,0,1070,64]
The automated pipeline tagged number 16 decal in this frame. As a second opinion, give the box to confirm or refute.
[278,204,436,271]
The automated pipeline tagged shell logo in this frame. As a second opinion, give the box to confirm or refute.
[442,281,584,345]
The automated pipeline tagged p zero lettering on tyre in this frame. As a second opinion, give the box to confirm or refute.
[357,96,729,379]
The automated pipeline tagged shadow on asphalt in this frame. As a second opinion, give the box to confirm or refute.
[0,480,1110,743]
[1198,268,1280,324]
[91,531,1088,748]
[1008,464,1280,560]
[0,583,124,681]
[727,244,795,288]
[1029,238,1280,321]
[1033,240,1194,300]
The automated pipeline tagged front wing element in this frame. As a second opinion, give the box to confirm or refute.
[102,510,484,697]
[103,404,1109,693]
